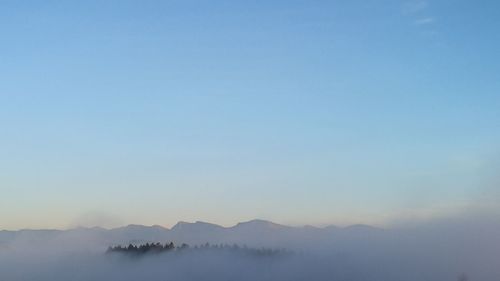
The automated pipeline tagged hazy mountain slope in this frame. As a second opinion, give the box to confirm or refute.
[0,220,384,251]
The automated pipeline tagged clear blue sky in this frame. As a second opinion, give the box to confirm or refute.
[1,0,499,230]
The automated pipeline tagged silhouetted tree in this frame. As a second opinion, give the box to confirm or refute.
[107,242,291,258]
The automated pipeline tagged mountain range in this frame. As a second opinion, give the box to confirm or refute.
[0,220,383,252]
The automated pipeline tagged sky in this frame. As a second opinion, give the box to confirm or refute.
[0,0,499,230]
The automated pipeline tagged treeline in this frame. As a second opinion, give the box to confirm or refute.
[107,242,290,257]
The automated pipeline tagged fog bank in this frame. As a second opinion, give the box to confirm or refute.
[1,216,499,281]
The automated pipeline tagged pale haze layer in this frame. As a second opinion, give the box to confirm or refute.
[1,0,499,230]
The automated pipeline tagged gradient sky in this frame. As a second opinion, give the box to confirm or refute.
[1,0,499,230]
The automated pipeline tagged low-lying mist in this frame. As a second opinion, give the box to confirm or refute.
[1,214,499,281]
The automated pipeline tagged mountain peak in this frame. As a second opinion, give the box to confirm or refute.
[123,224,151,229]
[343,224,383,232]
[323,225,339,231]
[172,221,224,231]
[234,219,287,229]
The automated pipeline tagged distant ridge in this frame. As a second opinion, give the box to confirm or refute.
[0,219,380,232]
[233,219,290,229]
[172,221,224,230]
[0,220,384,251]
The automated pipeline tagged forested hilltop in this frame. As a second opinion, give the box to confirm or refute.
[107,242,291,258]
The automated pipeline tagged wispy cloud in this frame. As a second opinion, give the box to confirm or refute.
[402,1,443,45]
[414,17,435,25]
[403,0,428,14]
